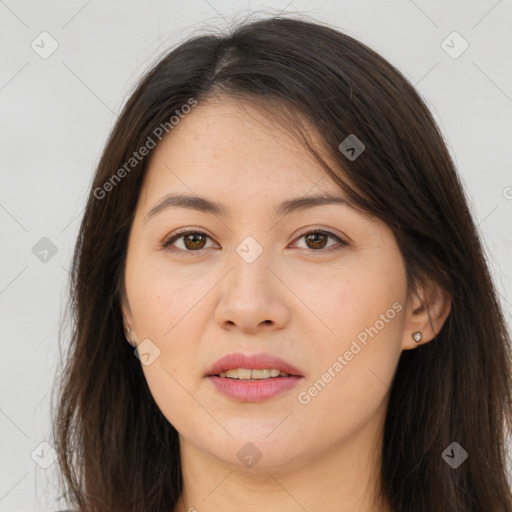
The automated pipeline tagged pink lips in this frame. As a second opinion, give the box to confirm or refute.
[206,352,304,403]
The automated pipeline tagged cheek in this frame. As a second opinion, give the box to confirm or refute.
[292,250,406,355]
[127,254,214,341]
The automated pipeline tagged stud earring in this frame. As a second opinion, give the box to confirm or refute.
[412,331,422,343]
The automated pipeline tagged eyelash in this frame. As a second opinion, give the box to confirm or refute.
[161,228,348,256]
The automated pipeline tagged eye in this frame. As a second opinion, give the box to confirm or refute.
[162,228,348,255]
[291,229,348,253]
[162,228,216,253]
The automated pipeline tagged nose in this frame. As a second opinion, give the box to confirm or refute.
[213,249,291,334]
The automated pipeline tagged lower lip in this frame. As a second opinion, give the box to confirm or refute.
[208,375,303,402]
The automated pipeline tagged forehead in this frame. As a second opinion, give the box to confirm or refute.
[139,99,345,205]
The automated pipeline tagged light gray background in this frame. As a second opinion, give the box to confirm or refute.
[1,0,511,510]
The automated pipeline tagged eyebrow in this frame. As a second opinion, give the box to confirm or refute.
[143,192,355,224]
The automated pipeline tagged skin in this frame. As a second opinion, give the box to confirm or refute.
[121,98,451,512]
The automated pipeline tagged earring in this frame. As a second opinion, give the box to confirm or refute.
[412,331,422,343]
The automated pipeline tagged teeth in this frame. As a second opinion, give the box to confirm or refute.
[236,368,252,379]
[217,368,291,379]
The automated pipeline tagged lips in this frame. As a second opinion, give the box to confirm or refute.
[206,352,304,377]
[206,352,305,402]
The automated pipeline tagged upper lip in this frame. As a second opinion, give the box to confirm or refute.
[206,352,304,377]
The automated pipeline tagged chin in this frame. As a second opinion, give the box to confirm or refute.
[189,428,306,471]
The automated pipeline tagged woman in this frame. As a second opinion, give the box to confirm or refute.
[52,14,512,512]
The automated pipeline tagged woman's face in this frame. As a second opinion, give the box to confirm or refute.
[122,98,415,472]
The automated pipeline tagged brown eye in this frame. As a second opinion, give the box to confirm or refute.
[293,229,347,253]
[304,232,329,250]
[162,230,214,252]
[182,232,207,250]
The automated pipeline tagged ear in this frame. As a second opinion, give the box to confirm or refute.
[401,280,452,351]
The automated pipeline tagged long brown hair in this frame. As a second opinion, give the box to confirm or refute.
[51,14,512,512]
